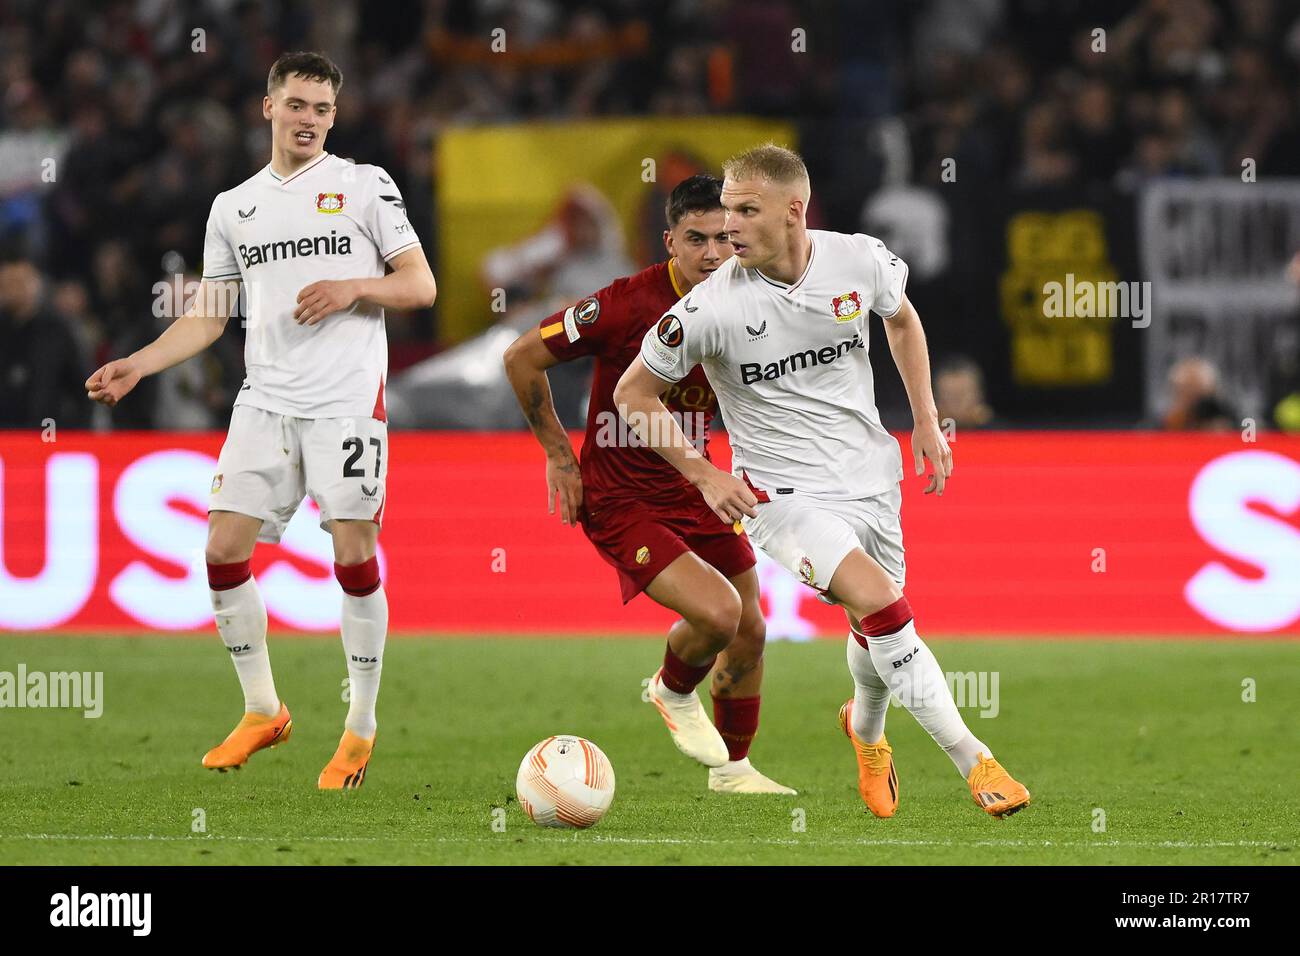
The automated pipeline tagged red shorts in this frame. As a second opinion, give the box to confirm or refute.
[581,493,757,603]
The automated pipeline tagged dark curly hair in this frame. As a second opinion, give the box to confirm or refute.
[665,174,723,228]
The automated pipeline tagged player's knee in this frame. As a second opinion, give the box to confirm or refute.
[205,512,259,566]
[838,581,905,624]
[331,522,377,566]
[204,536,251,567]
[334,542,375,566]
[690,590,742,649]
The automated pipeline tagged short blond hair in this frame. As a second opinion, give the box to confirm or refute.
[722,143,810,201]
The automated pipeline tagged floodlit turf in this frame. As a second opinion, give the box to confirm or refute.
[0,634,1296,865]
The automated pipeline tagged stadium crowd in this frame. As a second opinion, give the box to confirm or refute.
[2,0,1298,428]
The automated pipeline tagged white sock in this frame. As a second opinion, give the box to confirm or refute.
[846,630,891,744]
[341,586,388,739]
[866,618,990,777]
[210,576,279,716]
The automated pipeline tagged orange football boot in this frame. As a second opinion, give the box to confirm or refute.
[202,702,292,771]
[838,699,899,818]
[968,752,1031,818]
[318,730,375,790]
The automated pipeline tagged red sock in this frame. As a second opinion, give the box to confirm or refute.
[852,595,914,648]
[660,644,715,694]
[712,695,761,761]
[207,559,252,591]
[334,556,381,597]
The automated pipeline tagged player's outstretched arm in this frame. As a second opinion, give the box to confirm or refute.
[882,294,952,495]
[502,327,583,526]
[86,278,240,407]
[613,357,757,524]
[294,247,436,325]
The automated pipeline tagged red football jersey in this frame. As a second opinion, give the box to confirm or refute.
[539,259,717,510]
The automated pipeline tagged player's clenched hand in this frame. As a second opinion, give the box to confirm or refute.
[695,469,758,524]
[912,418,953,495]
[546,452,583,526]
[294,279,359,326]
[85,358,141,407]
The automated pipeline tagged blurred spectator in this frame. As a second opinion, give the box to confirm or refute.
[1272,250,1300,430]
[1068,79,1126,183]
[481,184,632,311]
[1016,101,1077,188]
[51,278,98,356]
[1274,381,1300,431]
[1160,356,1238,430]
[149,273,245,430]
[0,81,68,250]
[1155,87,1219,175]
[934,355,1002,430]
[0,258,90,429]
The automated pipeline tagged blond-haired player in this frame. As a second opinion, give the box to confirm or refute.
[86,52,436,789]
[615,144,1030,818]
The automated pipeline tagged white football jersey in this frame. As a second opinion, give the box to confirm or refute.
[202,152,421,419]
[639,229,908,501]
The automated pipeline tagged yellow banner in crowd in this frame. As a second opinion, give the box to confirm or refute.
[436,116,796,343]
[999,210,1119,387]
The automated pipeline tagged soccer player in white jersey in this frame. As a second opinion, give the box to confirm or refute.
[615,144,1030,818]
[85,52,436,790]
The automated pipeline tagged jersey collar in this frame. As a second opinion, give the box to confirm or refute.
[754,235,816,293]
[266,151,332,186]
[667,257,687,298]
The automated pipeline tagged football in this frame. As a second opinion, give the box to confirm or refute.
[515,735,616,829]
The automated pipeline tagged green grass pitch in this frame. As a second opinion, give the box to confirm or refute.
[0,634,1295,865]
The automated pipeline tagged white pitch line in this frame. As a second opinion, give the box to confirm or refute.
[0,833,1288,849]
[587,837,1290,849]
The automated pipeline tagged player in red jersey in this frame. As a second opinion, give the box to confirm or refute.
[503,176,794,794]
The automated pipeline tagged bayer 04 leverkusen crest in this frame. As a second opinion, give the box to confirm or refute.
[831,290,862,322]
[316,192,345,214]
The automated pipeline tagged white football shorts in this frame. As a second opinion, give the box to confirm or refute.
[742,483,905,597]
[208,405,387,543]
